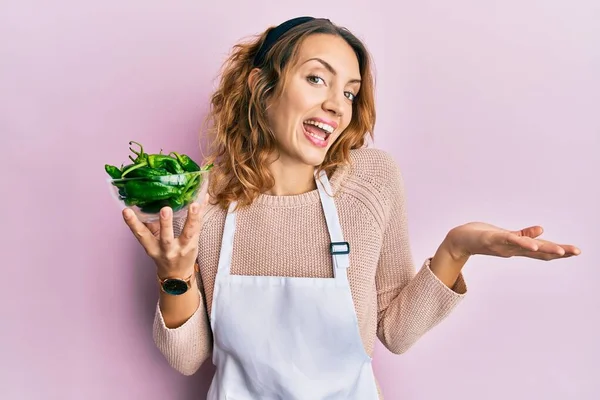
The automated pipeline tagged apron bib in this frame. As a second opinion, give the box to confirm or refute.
[207,170,379,400]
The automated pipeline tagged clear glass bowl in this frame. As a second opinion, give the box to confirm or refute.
[107,170,210,223]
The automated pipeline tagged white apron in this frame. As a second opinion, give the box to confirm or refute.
[206,170,380,400]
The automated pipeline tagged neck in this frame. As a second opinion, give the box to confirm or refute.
[265,158,316,196]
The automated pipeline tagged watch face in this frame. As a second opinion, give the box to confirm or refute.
[162,279,188,295]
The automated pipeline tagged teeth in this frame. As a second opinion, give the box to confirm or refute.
[306,130,326,141]
[304,120,334,134]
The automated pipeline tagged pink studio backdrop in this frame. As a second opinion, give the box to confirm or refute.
[2,1,598,399]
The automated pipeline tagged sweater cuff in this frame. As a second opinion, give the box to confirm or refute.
[153,290,205,336]
[420,257,468,298]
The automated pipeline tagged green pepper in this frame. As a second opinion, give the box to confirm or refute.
[106,164,126,196]
[105,164,122,179]
[139,200,169,214]
[182,186,200,205]
[124,181,181,201]
[126,166,170,178]
[129,141,149,164]
[162,174,200,211]
[169,151,201,172]
[113,186,127,197]
[183,175,201,199]
[148,154,184,174]
[123,197,169,213]
[120,161,149,178]
[167,197,186,211]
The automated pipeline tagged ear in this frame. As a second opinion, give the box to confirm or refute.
[247,68,261,93]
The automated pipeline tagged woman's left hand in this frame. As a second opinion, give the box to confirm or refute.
[445,222,581,261]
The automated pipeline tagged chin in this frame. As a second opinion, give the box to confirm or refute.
[301,154,327,167]
[297,142,332,166]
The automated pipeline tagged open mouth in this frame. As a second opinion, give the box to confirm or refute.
[302,119,335,148]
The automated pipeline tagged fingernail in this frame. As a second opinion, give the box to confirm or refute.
[190,204,198,214]
[161,208,171,218]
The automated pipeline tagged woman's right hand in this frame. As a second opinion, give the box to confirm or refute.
[122,195,209,279]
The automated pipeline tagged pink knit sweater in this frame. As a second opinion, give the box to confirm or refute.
[152,147,467,397]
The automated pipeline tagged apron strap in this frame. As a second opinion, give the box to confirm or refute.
[315,170,350,280]
[215,201,237,277]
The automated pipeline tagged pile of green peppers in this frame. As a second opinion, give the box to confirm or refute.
[105,141,212,213]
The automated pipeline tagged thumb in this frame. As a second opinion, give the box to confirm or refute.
[516,225,544,239]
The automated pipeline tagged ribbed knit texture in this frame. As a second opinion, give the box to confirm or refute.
[153,147,467,398]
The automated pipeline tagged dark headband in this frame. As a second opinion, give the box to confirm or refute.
[252,16,317,67]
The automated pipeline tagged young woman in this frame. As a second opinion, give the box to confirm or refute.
[122,16,580,400]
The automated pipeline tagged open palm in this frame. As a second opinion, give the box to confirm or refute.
[450,222,581,261]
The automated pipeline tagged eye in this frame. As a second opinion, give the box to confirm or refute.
[344,91,356,101]
[307,75,325,85]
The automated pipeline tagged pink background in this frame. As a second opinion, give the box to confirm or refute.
[2,1,598,399]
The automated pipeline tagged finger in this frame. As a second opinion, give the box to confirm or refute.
[515,243,580,261]
[179,195,208,246]
[144,220,161,237]
[538,242,565,256]
[524,248,578,261]
[537,243,580,256]
[560,244,581,256]
[159,207,174,249]
[504,232,540,252]
[516,250,562,261]
[122,208,159,256]
[538,239,574,257]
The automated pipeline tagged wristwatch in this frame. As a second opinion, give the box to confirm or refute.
[157,263,198,296]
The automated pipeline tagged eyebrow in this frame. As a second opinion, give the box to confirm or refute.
[304,57,362,84]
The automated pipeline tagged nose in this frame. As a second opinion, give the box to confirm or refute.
[322,91,344,117]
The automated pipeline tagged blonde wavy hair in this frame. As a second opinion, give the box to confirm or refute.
[202,18,377,210]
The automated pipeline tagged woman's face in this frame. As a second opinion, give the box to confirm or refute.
[265,33,361,167]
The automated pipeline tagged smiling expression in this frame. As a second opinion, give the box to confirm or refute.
[264,33,362,167]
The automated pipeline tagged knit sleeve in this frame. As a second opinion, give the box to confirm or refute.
[151,217,213,375]
[374,152,467,355]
